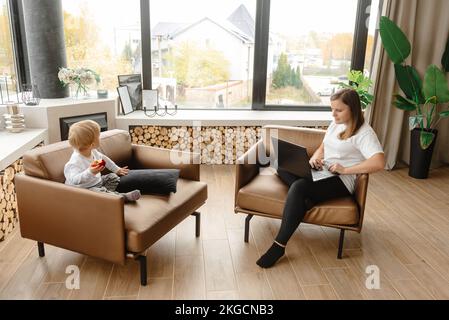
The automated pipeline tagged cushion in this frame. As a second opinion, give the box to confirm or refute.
[236,172,359,226]
[116,169,180,195]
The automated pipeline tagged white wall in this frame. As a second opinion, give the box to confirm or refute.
[173,19,253,81]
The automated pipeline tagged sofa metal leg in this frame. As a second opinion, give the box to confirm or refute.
[37,242,45,257]
[192,212,201,237]
[337,229,345,259]
[244,214,253,243]
[138,255,147,286]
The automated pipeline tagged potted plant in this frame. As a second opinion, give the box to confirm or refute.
[379,16,449,179]
[338,69,374,110]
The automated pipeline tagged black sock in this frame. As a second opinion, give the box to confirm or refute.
[256,242,285,268]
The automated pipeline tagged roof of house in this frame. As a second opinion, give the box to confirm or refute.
[151,22,189,38]
[151,5,255,43]
[227,4,255,39]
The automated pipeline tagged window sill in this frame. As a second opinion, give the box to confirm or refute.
[115,109,333,128]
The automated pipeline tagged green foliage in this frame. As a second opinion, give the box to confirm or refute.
[272,53,302,89]
[379,16,449,149]
[394,64,425,104]
[338,70,373,110]
[121,42,133,62]
[167,42,230,88]
[379,16,411,64]
[423,65,449,104]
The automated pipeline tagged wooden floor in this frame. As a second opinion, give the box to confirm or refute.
[1,165,449,300]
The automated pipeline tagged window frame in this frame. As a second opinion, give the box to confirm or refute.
[6,0,378,110]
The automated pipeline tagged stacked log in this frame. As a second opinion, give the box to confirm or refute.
[129,125,262,164]
[0,158,23,242]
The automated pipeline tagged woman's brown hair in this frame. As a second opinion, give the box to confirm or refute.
[330,88,365,140]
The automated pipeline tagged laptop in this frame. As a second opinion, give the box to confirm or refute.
[271,137,336,182]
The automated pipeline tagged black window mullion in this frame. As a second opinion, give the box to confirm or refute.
[8,0,30,90]
[351,0,372,71]
[140,0,152,90]
[251,0,270,110]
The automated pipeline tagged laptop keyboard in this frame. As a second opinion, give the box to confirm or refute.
[311,168,335,181]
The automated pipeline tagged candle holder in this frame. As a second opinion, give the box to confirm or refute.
[143,102,178,118]
[21,84,41,106]
[165,104,178,116]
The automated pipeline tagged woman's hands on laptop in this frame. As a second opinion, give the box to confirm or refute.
[328,163,346,175]
[309,156,324,170]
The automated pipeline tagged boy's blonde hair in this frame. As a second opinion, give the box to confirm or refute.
[68,120,100,150]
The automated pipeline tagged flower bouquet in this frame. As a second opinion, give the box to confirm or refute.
[58,67,101,99]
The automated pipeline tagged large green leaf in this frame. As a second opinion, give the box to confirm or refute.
[420,130,435,149]
[442,36,449,72]
[394,64,425,104]
[423,65,449,103]
[379,16,411,64]
[409,115,423,130]
[440,110,449,118]
[393,94,417,111]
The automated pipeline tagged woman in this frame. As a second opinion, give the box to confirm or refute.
[257,88,385,268]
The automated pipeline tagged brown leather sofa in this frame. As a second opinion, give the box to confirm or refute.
[234,125,368,259]
[15,129,207,285]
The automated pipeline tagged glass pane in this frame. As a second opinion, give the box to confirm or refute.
[364,0,380,75]
[62,0,141,92]
[150,0,256,109]
[0,0,18,103]
[266,0,359,107]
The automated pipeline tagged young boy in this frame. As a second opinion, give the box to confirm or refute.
[64,120,141,202]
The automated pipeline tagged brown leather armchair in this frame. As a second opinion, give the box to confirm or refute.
[234,125,368,259]
[15,129,207,285]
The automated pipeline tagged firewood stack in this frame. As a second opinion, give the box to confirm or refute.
[0,158,23,242]
[129,125,262,164]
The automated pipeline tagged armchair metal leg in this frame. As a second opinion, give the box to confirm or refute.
[37,242,45,257]
[138,255,147,286]
[192,212,201,237]
[244,214,253,243]
[337,229,345,259]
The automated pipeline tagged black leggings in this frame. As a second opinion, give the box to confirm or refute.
[275,169,351,245]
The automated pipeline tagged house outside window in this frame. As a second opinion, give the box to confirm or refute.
[266,0,373,108]
[150,0,256,109]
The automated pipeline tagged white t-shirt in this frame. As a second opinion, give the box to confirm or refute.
[323,121,384,194]
[64,149,121,188]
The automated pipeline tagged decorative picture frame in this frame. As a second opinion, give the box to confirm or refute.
[117,74,142,110]
[117,86,134,115]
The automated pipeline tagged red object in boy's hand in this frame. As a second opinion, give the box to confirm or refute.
[91,159,106,168]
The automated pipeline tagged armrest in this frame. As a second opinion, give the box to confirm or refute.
[354,173,369,232]
[131,144,200,181]
[235,140,265,208]
[15,174,126,265]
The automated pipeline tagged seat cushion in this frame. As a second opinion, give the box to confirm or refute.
[236,172,359,226]
[124,178,207,252]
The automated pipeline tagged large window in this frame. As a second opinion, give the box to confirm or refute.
[266,0,358,108]
[0,0,17,103]
[150,0,256,109]
[62,0,141,91]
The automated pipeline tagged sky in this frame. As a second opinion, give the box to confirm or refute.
[62,0,379,45]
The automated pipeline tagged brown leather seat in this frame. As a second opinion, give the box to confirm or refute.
[234,125,368,258]
[15,129,207,285]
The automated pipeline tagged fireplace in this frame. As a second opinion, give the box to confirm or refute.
[59,112,108,141]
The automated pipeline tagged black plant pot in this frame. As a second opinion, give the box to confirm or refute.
[409,128,438,179]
